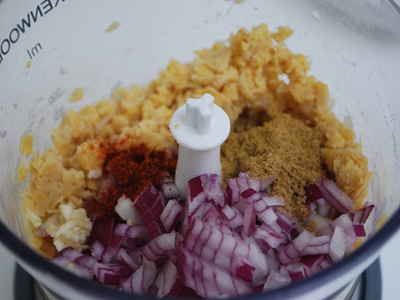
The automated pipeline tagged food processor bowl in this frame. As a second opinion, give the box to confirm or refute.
[1,0,400,299]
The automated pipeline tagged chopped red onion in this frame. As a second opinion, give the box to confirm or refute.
[114,195,142,225]
[263,269,291,291]
[160,199,184,232]
[161,182,181,199]
[350,203,375,224]
[141,232,178,261]
[88,215,115,246]
[329,226,348,263]
[176,247,252,298]
[159,171,181,200]
[305,183,324,202]
[300,255,326,271]
[226,178,241,205]
[263,196,285,206]
[254,226,286,249]
[120,258,157,294]
[226,176,273,205]
[52,173,374,298]
[319,177,356,214]
[53,247,84,266]
[90,240,105,261]
[353,223,366,237]
[94,262,130,286]
[243,202,256,237]
[202,174,225,206]
[133,183,167,239]
[116,248,140,271]
[155,258,186,297]
[221,204,243,229]
[287,262,309,282]
[316,198,339,219]
[306,213,333,233]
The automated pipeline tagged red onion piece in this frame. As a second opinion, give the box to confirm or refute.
[159,171,180,200]
[160,199,184,232]
[116,248,140,271]
[90,240,105,261]
[254,226,286,249]
[329,226,348,263]
[300,255,326,271]
[176,247,252,298]
[241,188,262,203]
[226,176,273,206]
[263,196,285,206]
[141,232,178,261]
[94,262,130,287]
[316,198,339,219]
[121,224,146,248]
[306,213,333,233]
[233,258,256,283]
[350,203,375,224]
[319,213,354,237]
[220,204,243,229]
[114,195,141,224]
[155,258,186,297]
[186,176,209,220]
[133,184,157,214]
[88,215,114,246]
[243,202,256,237]
[120,259,157,294]
[226,178,240,205]
[75,254,97,270]
[53,247,84,266]
[102,224,129,263]
[146,221,166,240]
[287,262,309,282]
[305,183,324,202]
[300,235,331,256]
[256,205,278,225]
[353,223,366,237]
[275,209,293,233]
[179,217,268,289]
[202,174,225,206]
[319,177,356,214]
[133,183,166,239]
[263,269,291,291]
[161,182,181,199]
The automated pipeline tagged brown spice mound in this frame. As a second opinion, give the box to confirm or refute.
[221,108,325,223]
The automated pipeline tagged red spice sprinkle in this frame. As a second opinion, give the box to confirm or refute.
[85,144,177,217]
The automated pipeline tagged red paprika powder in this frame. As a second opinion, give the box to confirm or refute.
[85,143,177,217]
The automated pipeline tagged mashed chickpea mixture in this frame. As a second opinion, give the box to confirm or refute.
[19,24,372,262]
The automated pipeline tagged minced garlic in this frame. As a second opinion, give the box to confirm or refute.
[46,203,92,253]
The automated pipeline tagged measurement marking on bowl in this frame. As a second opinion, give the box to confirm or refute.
[48,87,64,104]
[27,43,42,60]
[0,0,66,65]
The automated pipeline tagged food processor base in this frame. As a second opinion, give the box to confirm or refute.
[14,259,382,300]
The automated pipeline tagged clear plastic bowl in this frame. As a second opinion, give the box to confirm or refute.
[1,0,400,299]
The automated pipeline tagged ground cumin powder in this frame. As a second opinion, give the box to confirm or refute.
[221,107,325,223]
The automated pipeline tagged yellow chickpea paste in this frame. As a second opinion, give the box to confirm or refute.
[19,24,372,259]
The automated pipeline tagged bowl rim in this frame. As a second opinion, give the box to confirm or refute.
[1,0,400,297]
